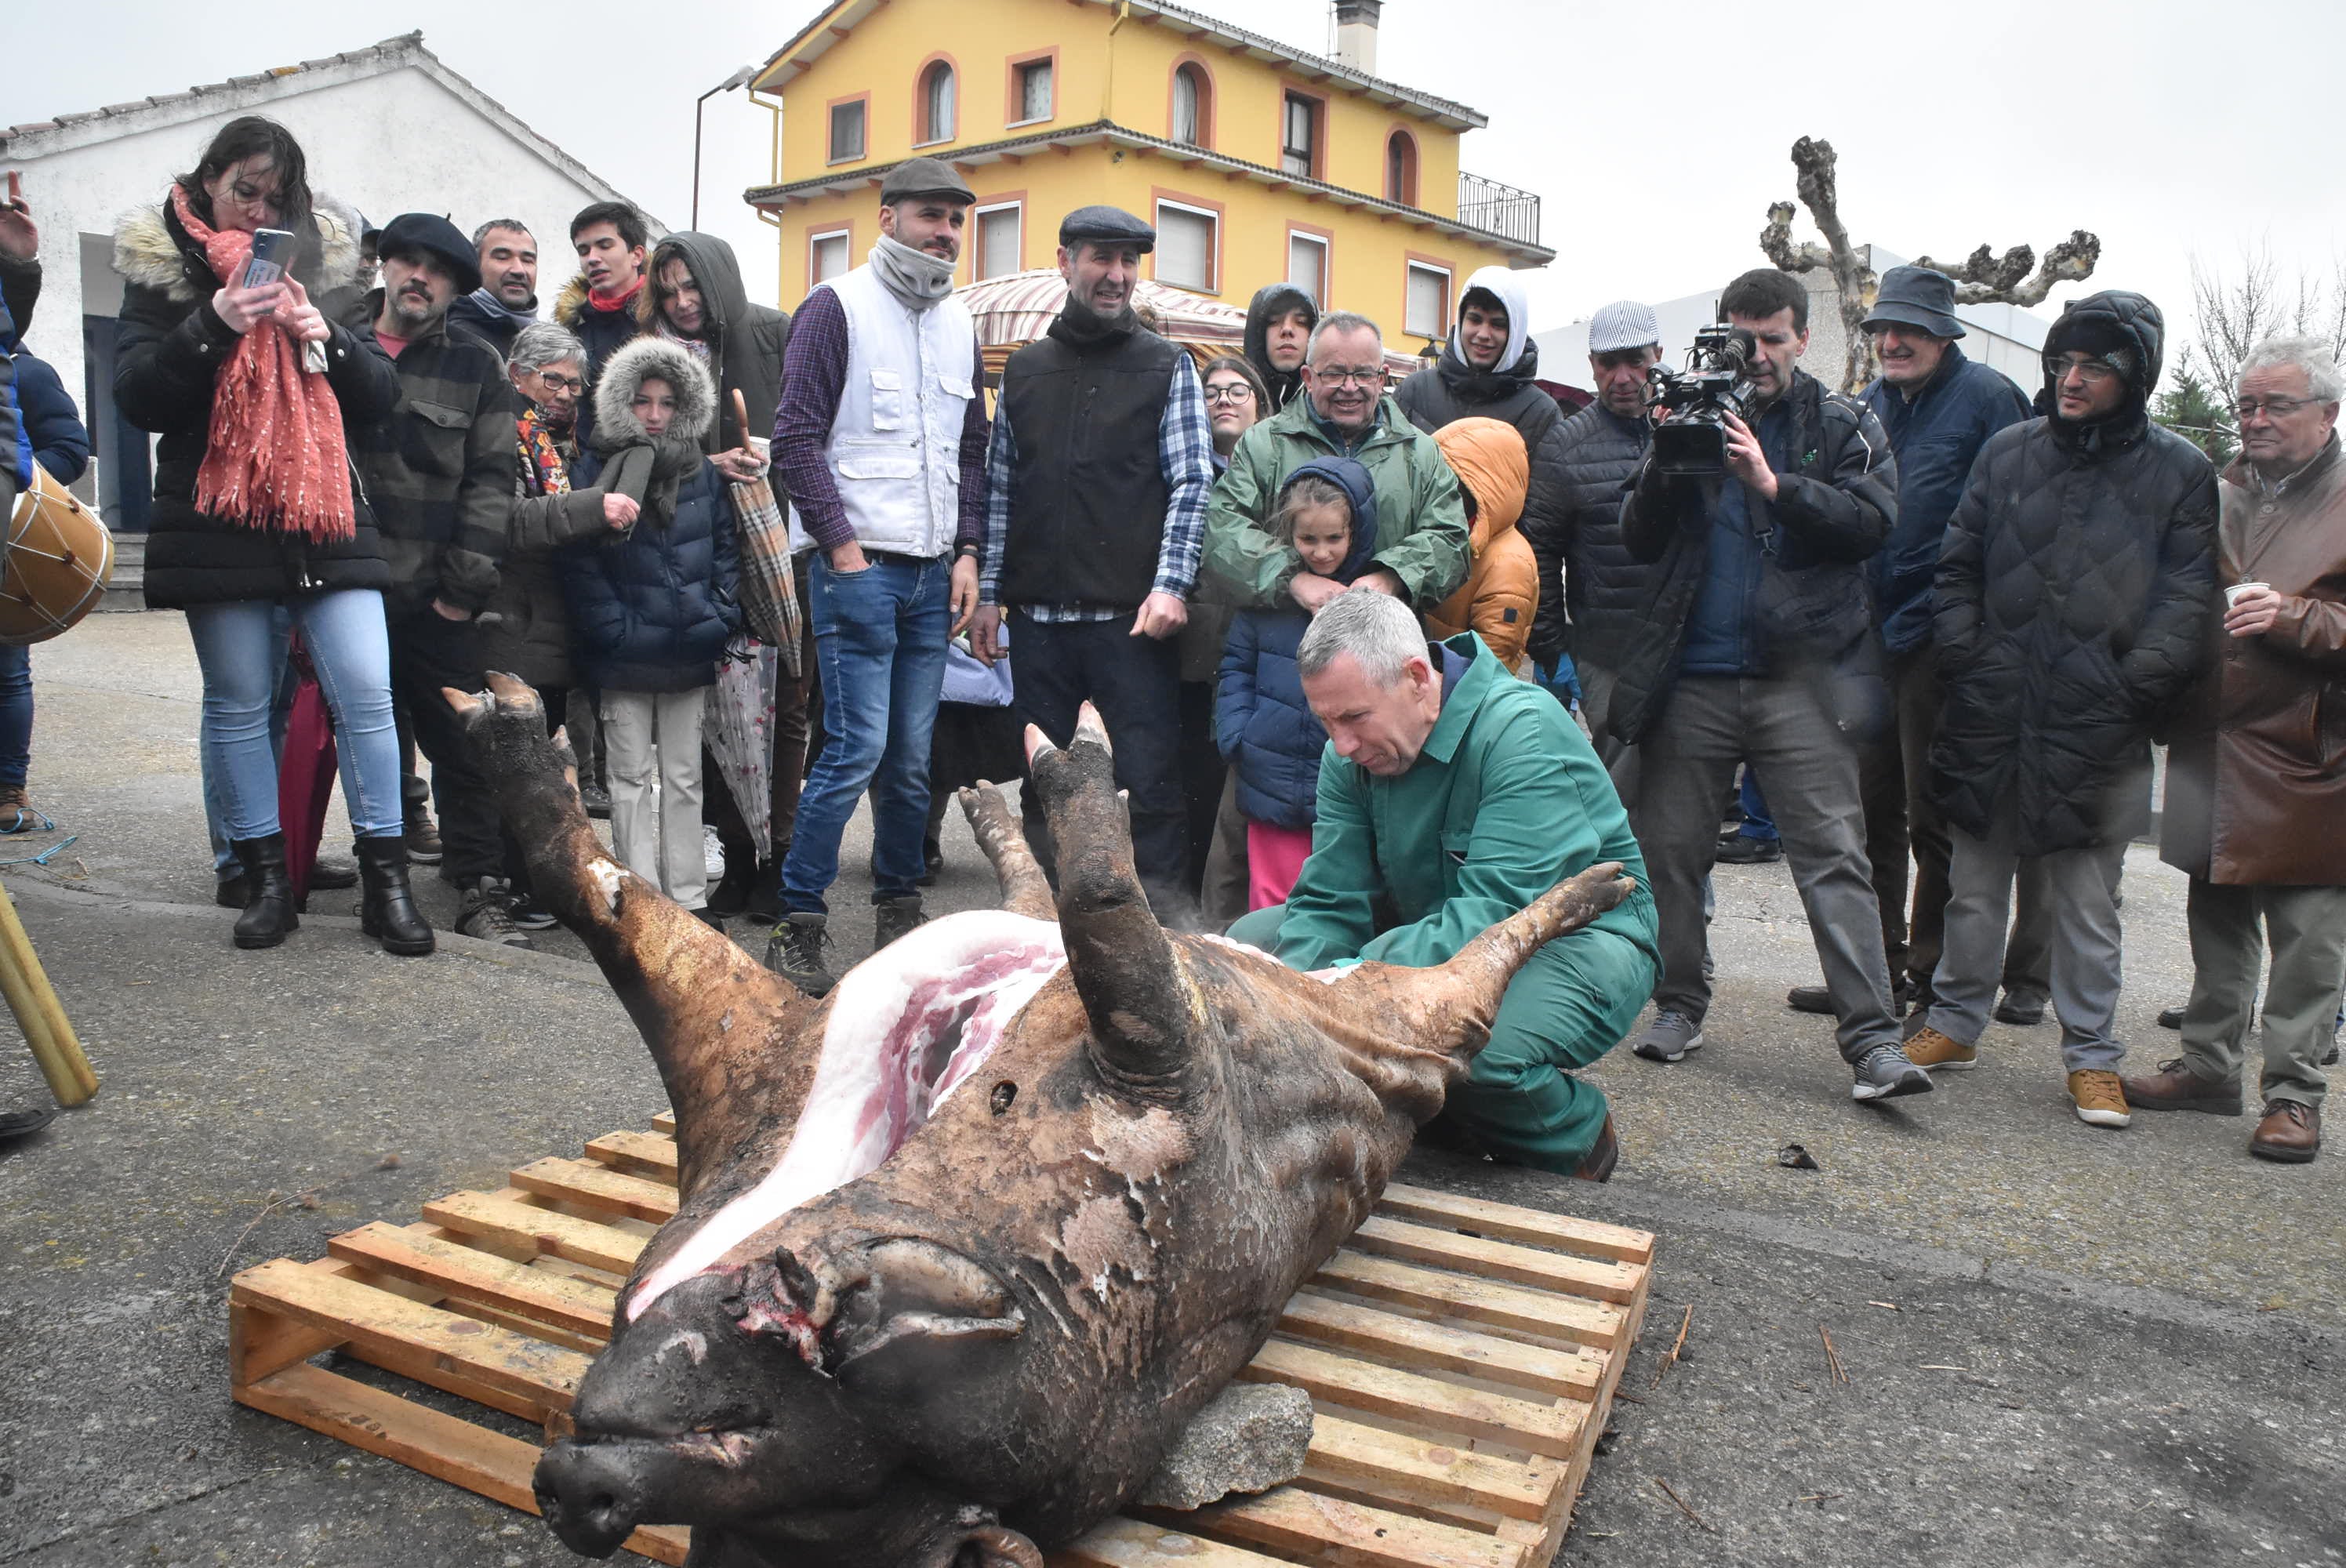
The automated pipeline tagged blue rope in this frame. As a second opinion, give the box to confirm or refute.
[0,808,78,866]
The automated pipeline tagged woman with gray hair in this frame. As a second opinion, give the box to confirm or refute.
[480,320,640,928]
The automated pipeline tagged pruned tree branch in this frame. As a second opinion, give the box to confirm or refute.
[1763,136,2100,391]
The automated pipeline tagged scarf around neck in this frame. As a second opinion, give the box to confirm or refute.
[466,286,538,325]
[587,275,645,313]
[870,236,957,310]
[1048,294,1138,349]
[516,407,572,498]
[171,183,354,543]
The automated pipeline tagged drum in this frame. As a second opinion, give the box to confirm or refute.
[0,465,113,644]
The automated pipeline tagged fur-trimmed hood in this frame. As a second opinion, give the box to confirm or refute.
[592,336,716,446]
[111,191,365,303]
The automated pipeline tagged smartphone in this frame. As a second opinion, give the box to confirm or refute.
[242,227,295,304]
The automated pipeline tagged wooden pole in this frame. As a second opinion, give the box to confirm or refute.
[0,877,96,1106]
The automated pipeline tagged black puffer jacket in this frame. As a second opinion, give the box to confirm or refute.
[1615,368,1898,743]
[111,197,399,607]
[1394,339,1570,655]
[645,231,790,456]
[1541,401,1653,670]
[1929,291,2217,854]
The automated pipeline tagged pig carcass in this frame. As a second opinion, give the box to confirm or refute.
[445,675,1634,1568]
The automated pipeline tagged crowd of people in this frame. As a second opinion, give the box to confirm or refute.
[1,111,2339,1171]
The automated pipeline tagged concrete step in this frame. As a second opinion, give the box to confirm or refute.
[100,529,145,612]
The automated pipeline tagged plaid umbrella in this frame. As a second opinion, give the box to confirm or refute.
[729,391,803,677]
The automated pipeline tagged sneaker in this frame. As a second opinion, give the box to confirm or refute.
[2155,1005,2184,1030]
[1850,1044,1933,1102]
[1714,834,1783,866]
[1632,1011,1705,1064]
[1904,1025,1977,1071]
[873,895,928,950]
[2068,1069,2131,1127]
[703,826,728,880]
[766,913,837,996]
[454,877,533,949]
[1993,991,2047,1027]
[579,782,613,820]
[405,814,444,866]
[505,891,558,930]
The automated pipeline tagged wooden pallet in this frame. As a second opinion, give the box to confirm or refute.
[231,1111,1653,1568]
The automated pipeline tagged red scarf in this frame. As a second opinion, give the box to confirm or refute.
[587,275,646,313]
[173,185,355,543]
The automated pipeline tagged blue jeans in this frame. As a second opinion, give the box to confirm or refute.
[779,554,950,915]
[201,605,293,875]
[185,592,403,843]
[1737,765,1778,844]
[0,643,31,789]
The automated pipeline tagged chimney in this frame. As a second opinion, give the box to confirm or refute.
[1335,0,1382,76]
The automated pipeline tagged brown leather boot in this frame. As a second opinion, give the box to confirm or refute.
[2120,1058,2242,1116]
[2249,1100,2320,1163]
[1572,1114,1618,1183]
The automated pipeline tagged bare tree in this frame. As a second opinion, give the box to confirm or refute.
[2181,242,2346,395]
[1760,136,2101,393]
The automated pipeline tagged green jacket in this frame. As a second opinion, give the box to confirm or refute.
[1202,393,1471,610]
[1269,633,1658,972]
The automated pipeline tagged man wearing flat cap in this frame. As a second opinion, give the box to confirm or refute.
[767,155,993,996]
[349,212,525,942]
[972,204,1215,916]
[1775,266,2043,1025]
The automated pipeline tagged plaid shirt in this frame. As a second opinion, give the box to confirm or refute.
[981,350,1212,619]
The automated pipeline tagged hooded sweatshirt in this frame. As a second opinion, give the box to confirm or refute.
[642,232,792,456]
[1394,266,1571,662]
[1425,417,1538,673]
[1244,282,1320,410]
[1215,456,1381,828]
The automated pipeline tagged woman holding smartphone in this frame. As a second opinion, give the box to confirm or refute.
[112,116,431,956]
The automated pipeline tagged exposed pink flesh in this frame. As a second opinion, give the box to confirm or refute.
[629,910,1067,1319]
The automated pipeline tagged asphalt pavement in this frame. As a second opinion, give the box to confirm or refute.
[0,612,2337,1568]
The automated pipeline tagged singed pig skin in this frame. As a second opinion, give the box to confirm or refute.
[447,679,1632,1567]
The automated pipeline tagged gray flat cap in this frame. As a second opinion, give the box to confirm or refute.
[1059,205,1155,254]
[1588,299,1662,354]
[880,157,975,205]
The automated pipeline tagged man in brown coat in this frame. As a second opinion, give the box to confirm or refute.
[2126,336,2346,1163]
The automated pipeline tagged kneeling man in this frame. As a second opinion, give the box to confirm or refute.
[1228,590,1658,1178]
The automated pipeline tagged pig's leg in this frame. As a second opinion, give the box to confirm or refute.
[958,782,1056,920]
[1023,703,1203,1099]
[447,677,814,1189]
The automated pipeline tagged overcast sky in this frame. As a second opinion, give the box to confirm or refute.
[14,0,2343,372]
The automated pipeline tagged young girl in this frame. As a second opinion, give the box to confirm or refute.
[1215,457,1381,910]
[563,337,740,920]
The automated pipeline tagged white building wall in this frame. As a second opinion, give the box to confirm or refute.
[7,61,631,520]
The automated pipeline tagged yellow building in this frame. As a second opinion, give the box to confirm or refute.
[740,0,1551,352]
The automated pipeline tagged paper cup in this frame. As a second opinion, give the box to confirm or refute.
[2224,581,2270,608]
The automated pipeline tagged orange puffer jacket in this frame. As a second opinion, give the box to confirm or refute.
[1425,417,1538,673]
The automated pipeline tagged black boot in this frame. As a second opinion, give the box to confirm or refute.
[356,836,435,956]
[228,833,299,949]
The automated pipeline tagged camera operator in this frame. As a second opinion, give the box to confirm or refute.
[1615,269,1927,1105]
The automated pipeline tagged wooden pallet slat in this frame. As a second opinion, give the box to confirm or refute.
[231,1118,1650,1568]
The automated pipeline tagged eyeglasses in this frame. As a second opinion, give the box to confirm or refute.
[2232,395,2322,421]
[1203,383,1257,405]
[532,372,585,394]
[2043,354,2121,385]
[1311,367,1384,387]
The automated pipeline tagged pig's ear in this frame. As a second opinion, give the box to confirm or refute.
[826,1239,1026,1377]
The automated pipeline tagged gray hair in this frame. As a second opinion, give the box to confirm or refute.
[1296,587,1428,686]
[1306,310,1383,364]
[508,321,585,378]
[471,217,535,249]
[2236,335,2344,403]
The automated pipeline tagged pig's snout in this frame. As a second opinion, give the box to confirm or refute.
[534,1439,645,1558]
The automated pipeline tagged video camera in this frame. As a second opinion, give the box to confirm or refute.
[1646,325,1759,478]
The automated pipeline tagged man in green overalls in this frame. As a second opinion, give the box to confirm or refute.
[1228,590,1658,1178]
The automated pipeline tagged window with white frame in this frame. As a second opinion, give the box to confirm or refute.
[1280,93,1319,179]
[1172,64,1208,146]
[918,62,957,143]
[1154,201,1218,293]
[1404,261,1452,340]
[974,202,1022,281]
[1287,232,1327,309]
[811,229,852,285]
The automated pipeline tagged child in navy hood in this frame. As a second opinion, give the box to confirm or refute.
[1215,455,1380,909]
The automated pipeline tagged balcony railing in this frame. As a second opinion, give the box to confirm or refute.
[1457,171,1542,247]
